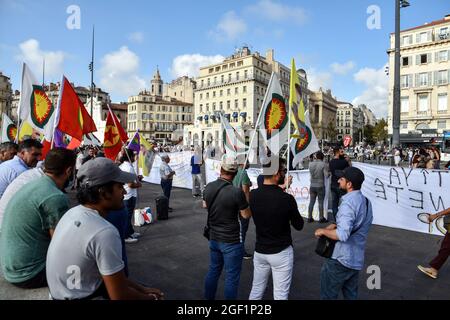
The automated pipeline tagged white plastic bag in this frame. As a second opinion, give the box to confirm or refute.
[134,209,145,227]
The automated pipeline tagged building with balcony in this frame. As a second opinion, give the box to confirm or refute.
[358,104,377,126]
[0,72,13,121]
[127,69,194,143]
[387,14,450,145]
[336,102,365,144]
[183,47,308,149]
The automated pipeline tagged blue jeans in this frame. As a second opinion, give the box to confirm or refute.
[160,179,172,201]
[204,240,244,300]
[320,258,359,300]
[124,197,137,238]
[106,208,129,277]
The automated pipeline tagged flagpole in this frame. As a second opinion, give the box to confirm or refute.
[237,73,273,187]
[90,25,95,118]
[42,58,45,88]
[107,104,138,177]
[16,63,25,143]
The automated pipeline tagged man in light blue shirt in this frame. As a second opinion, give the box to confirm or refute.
[314,167,373,300]
[0,139,43,198]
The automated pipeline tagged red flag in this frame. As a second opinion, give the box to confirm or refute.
[104,109,127,160]
[57,76,97,140]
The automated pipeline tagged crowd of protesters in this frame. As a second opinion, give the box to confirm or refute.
[0,136,448,301]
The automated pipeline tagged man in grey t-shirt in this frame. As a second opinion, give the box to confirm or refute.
[308,151,329,223]
[46,158,164,300]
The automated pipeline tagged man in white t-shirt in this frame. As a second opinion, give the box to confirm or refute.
[119,149,142,243]
[46,158,164,300]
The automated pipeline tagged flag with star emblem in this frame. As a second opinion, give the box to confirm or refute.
[56,76,97,141]
[18,63,54,133]
[1,113,17,143]
[258,72,288,155]
[104,108,128,160]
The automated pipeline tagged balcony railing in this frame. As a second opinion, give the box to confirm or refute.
[196,74,269,90]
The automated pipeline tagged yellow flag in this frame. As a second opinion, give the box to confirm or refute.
[289,58,305,133]
[18,121,34,141]
[138,133,155,176]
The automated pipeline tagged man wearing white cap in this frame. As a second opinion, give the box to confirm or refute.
[203,155,252,300]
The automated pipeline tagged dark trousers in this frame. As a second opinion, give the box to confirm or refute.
[12,268,47,289]
[124,197,137,238]
[161,179,173,202]
[239,215,250,251]
[430,232,450,270]
[309,186,325,220]
[330,186,344,223]
[106,208,129,277]
[320,259,359,300]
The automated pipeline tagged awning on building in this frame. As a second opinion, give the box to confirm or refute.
[240,112,247,117]
[204,115,209,120]
[232,112,239,118]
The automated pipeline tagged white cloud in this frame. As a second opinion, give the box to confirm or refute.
[307,68,333,91]
[170,54,225,78]
[209,11,247,42]
[246,0,308,25]
[128,32,144,44]
[331,61,355,75]
[16,39,65,78]
[99,46,146,97]
[352,64,389,118]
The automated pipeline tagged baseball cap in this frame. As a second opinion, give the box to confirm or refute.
[221,154,238,173]
[77,157,136,188]
[336,167,365,188]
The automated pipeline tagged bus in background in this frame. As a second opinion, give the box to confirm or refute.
[442,131,450,163]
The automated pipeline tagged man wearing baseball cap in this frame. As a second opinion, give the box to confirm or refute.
[315,166,373,300]
[203,154,252,300]
[46,158,163,300]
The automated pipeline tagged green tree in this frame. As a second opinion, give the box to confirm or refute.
[363,124,375,145]
[373,118,388,144]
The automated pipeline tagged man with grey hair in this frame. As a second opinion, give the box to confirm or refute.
[160,154,175,211]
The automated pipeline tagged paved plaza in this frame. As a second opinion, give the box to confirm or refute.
[0,181,449,300]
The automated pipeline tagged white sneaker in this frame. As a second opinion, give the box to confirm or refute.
[125,237,138,244]
[131,232,141,239]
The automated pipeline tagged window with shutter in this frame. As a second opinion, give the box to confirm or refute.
[416,55,420,65]
[427,53,432,63]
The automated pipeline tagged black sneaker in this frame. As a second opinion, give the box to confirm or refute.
[319,218,328,224]
[307,218,314,223]
[243,252,253,260]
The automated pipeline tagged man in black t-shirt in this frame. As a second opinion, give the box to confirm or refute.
[202,155,251,300]
[328,147,350,222]
[248,158,304,300]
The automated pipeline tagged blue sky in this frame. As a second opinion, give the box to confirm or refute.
[0,0,448,118]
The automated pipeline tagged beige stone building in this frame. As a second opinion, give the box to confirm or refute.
[163,76,196,104]
[127,69,194,143]
[184,47,308,149]
[336,102,365,144]
[308,87,338,142]
[0,72,13,120]
[387,14,450,144]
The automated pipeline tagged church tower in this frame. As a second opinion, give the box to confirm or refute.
[151,67,163,96]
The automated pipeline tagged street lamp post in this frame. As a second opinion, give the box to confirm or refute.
[391,0,410,164]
